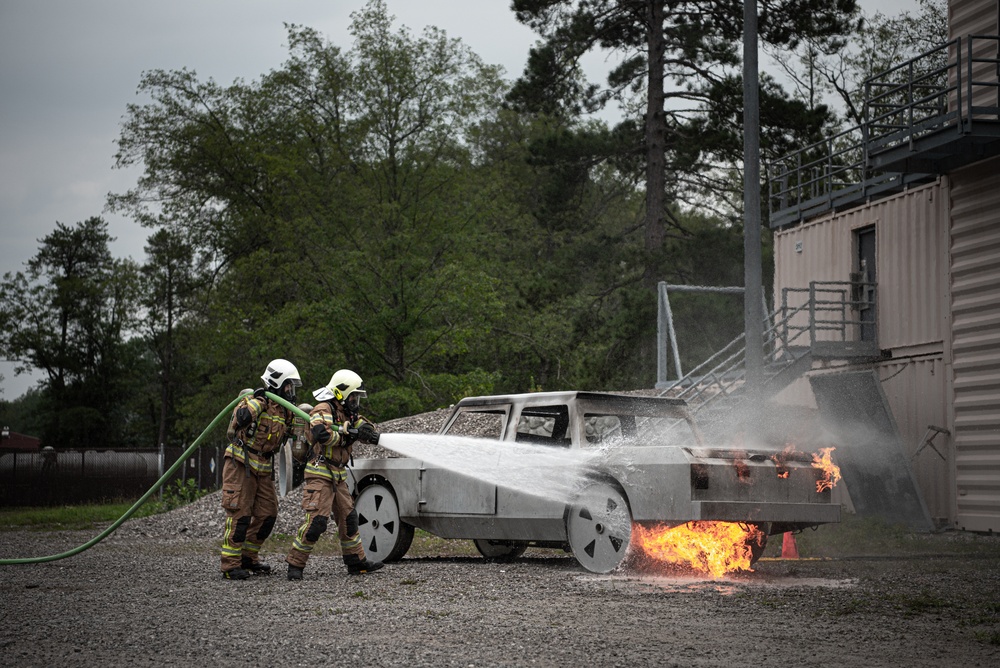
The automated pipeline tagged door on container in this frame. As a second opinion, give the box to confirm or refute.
[856,226,877,342]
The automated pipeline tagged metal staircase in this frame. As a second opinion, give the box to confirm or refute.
[658,281,880,426]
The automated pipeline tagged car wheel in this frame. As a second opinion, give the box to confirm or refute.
[356,483,414,563]
[747,523,769,565]
[566,482,632,574]
[473,539,528,562]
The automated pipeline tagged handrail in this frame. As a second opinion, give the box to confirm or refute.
[659,281,877,421]
[769,35,999,228]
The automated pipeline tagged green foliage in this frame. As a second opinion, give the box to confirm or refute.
[0,217,145,448]
[368,385,425,421]
[509,0,861,235]
[0,388,46,437]
[109,1,522,425]
[768,0,947,129]
[143,478,209,515]
[5,0,868,450]
[762,513,1000,560]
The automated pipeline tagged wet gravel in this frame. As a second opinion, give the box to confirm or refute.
[2,408,999,667]
[2,528,999,667]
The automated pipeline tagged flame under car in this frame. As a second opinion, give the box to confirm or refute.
[347,391,840,573]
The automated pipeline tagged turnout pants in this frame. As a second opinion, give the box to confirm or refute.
[219,456,278,572]
[285,470,365,569]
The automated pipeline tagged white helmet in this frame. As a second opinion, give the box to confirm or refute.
[261,359,302,399]
[313,369,366,409]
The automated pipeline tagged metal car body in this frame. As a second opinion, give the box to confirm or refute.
[347,391,840,572]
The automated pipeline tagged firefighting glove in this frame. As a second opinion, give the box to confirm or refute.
[356,423,380,445]
[234,406,254,429]
[336,421,358,444]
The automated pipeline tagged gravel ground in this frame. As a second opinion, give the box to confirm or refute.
[2,407,999,667]
[2,528,999,667]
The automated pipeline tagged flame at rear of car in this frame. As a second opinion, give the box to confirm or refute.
[633,521,766,577]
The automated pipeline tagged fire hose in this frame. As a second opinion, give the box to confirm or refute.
[0,392,311,565]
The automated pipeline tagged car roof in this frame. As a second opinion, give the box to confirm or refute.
[453,391,688,409]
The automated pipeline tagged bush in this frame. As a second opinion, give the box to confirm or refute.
[141,478,209,516]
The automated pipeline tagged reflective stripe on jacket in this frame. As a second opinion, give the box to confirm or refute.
[303,401,376,477]
[225,394,291,476]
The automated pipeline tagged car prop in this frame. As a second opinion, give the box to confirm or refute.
[347,392,841,574]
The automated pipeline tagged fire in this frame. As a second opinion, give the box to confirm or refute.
[770,444,798,479]
[633,521,765,578]
[811,446,842,492]
[733,456,751,483]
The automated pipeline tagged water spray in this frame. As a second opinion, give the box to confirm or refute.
[378,432,601,506]
[0,392,311,565]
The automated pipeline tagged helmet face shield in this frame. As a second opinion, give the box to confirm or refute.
[280,379,300,401]
[346,392,361,412]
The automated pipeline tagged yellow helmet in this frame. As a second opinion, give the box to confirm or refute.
[313,369,366,409]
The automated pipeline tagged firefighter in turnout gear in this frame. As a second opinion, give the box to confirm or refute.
[285,369,384,579]
[219,359,301,580]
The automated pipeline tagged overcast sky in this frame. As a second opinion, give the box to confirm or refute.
[0,0,916,400]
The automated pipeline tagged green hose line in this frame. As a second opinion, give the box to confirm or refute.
[264,391,312,422]
[0,391,312,565]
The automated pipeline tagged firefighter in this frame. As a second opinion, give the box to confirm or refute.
[41,446,58,472]
[219,359,301,580]
[285,369,384,579]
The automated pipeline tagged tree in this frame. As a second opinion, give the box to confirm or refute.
[510,0,861,284]
[109,1,515,423]
[766,0,947,129]
[141,228,199,448]
[472,109,651,390]
[0,217,141,447]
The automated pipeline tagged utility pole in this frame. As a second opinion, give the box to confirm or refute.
[743,0,765,422]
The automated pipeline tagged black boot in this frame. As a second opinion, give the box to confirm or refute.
[344,553,384,575]
[241,556,272,575]
[287,565,304,581]
[222,567,250,580]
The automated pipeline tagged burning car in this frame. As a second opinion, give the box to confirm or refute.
[347,391,840,573]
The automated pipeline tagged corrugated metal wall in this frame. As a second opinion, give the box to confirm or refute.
[773,180,954,526]
[949,0,998,41]
[948,0,998,115]
[766,1,998,532]
[878,357,952,525]
[949,156,1000,533]
[773,180,950,352]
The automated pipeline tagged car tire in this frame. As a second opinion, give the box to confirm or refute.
[355,483,414,563]
[565,481,632,574]
[473,539,528,562]
[746,523,769,565]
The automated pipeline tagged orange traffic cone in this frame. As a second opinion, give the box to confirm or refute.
[781,532,800,559]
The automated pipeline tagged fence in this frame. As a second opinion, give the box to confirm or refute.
[0,442,227,507]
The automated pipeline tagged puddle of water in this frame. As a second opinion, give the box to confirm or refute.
[578,573,858,594]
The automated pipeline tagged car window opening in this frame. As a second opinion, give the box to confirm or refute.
[446,409,505,439]
[515,405,571,447]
